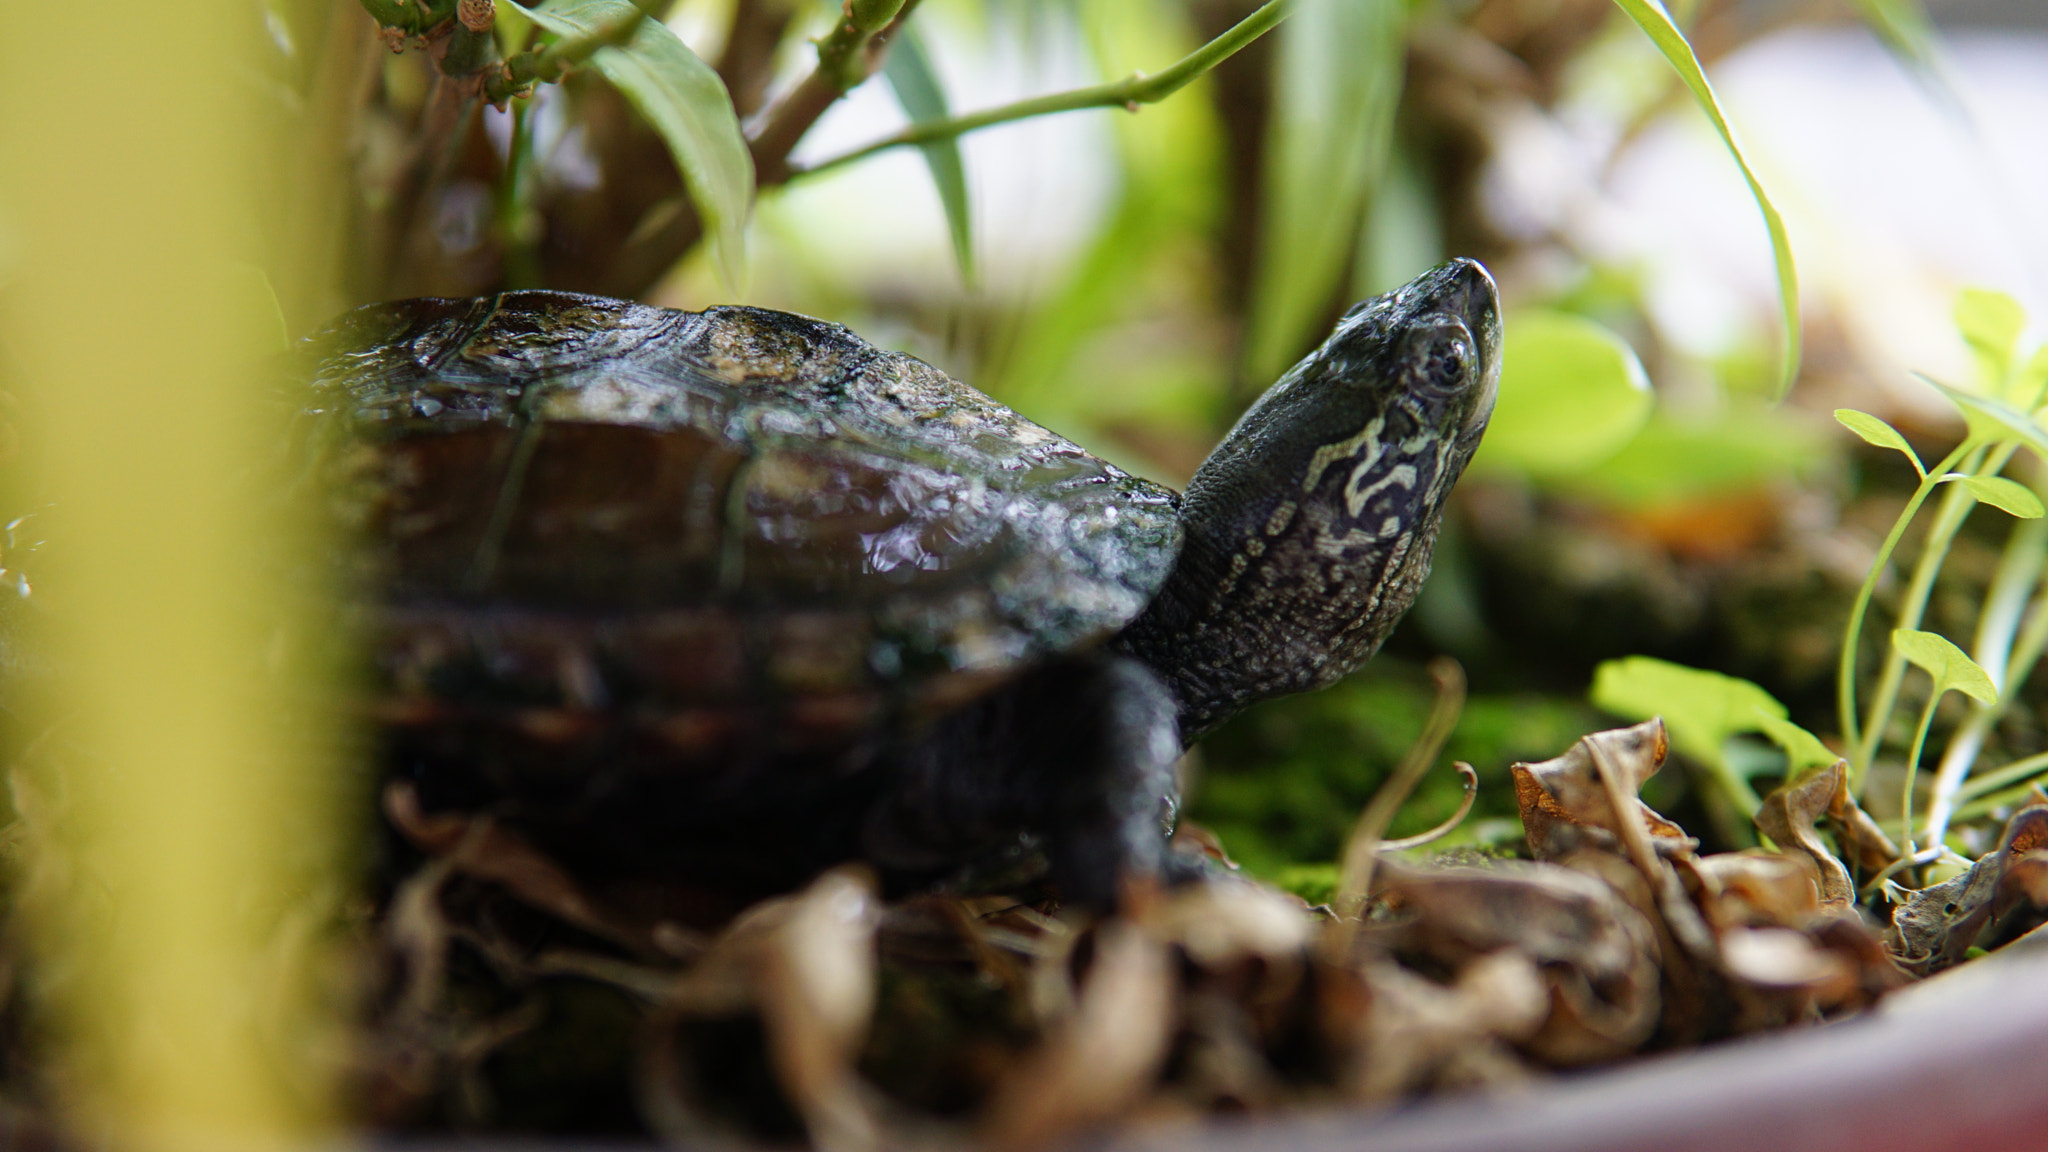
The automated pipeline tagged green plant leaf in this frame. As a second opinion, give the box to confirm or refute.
[1955,475,2045,519]
[1608,0,1799,398]
[1560,405,1827,510]
[1834,408,1922,476]
[882,26,973,282]
[1471,311,1654,478]
[1924,374,2048,458]
[1590,655,1785,773]
[1242,0,1405,383]
[1955,286,2026,388]
[1892,628,1997,703]
[1846,0,1941,74]
[981,0,1222,435]
[1749,710,1838,773]
[2020,345,2048,411]
[524,0,752,288]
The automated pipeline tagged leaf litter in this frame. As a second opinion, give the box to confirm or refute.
[7,710,2047,1145]
[281,708,2048,1147]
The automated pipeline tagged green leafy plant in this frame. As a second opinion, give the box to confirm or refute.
[1469,310,1653,479]
[1595,290,2048,872]
[335,0,1804,389]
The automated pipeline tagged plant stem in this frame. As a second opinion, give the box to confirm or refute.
[1956,746,2048,804]
[1330,658,1464,926]
[1955,777,2048,823]
[1921,501,2048,848]
[496,96,542,288]
[1856,442,2019,783]
[487,0,653,104]
[747,0,927,185]
[793,0,1293,180]
[1900,688,1942,857]
[1838,441,1973,783]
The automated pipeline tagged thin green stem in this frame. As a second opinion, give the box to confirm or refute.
[1922,492,2048,848]
[489,1,653,104]
[495,97,542,288]
[1900,688,1941,857]
[1956,779,2048,824]
[793,0,1293,180]
[1839,441,1973,783]
[1956,747,2048,804]
[1857,441,2019,783]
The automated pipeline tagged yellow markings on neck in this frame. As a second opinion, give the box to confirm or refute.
[1301,415,1385,494]
[1345,462,1417,519]
[1264,501,1298,537]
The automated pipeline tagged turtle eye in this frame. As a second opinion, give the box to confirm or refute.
[1399,315,1477,393]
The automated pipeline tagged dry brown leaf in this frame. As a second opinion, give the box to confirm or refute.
[1891,802,2048,975]
[1755,761,1857,909]
[1691,851,1823,928]
[979,920,1176,1149]
[383,781,657,955]
[1345,952,1546,1101]
[756,868,884,1152]
[1154,876,1314,970]
[1804,914,1908,1011]
[1830,779,1902,875]
[1718,925,1849,992]
[1367,860,1661,1066]
[1170,821,1241,870]
[641,867,883,1151]
[1754,760,1899,913]
[1511,719,1692,861]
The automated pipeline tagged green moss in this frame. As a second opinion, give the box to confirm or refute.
[1270,863,1340,906]
[1185,660,1598,878]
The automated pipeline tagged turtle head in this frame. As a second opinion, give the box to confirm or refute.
[1115,258,1499,741]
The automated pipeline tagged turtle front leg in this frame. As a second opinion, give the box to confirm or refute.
[862,654,1184,910]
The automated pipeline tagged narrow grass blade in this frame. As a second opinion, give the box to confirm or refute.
[884,25,974,281]
[1242,0,1405,384]
[525,0,754,289]
[1610,0,1800,398]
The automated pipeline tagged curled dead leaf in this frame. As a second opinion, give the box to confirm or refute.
[1692,851,1823,929]
[1719,925,1849,993]
[1511,719,1692,861]
[383,781,653,955]
[980,920,1175,1149]
[1368,860,1662,1066]
[1345,951,1546,1101]
[1754,760,1897,910]
[1890,803,2048,975]
[1155,876,1314,970]
[641,866,883,1152]
[1755,762,1856,909]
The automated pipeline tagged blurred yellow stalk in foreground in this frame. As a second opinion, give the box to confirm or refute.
[0,3,346,1148]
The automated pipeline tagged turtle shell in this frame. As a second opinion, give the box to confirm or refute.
[307,291,1182,765]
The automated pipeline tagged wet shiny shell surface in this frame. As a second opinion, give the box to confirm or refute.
[308,291,1181,756]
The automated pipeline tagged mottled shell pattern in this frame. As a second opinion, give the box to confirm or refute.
[305,292,1181,757]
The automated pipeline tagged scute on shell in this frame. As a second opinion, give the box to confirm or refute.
[307,290,1183,753]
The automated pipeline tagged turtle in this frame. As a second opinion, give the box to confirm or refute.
[304,258,1500,909]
